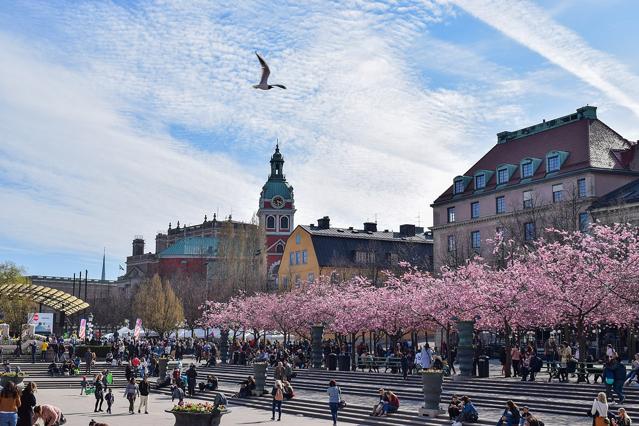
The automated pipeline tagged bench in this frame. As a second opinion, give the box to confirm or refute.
[357,356,402,372]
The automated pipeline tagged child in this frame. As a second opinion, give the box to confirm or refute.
[105,388,114,414]
[171,385,185,404]
[81,376,88,395]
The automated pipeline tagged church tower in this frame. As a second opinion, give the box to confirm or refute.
[258,144,295,286]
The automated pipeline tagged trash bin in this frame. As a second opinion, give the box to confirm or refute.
[478,356,490,378]
[327,353,338,371]
[338,354,351,371]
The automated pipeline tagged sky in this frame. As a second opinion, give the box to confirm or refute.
[1,0,639,280]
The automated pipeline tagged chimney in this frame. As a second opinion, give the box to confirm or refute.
[363,222,377,232]
[317,216,330,230]
[399,224,416,237]
[132,236,145,256]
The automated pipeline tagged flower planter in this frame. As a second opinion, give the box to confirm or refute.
[0,375,25,387]
[418,371,444,417]
[166,409,229,426]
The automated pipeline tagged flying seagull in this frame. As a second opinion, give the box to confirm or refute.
[253,52,286,90]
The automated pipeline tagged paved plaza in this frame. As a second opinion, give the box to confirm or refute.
[36,388,328,426]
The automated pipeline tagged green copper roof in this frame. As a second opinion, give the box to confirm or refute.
[262,180,293,200]
[159,236,218,257]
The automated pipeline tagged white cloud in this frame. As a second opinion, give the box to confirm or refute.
[449,0,639,118]
[3,0,635,274]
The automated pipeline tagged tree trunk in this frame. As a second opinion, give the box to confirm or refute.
[577,319,587,362]
[504,319,512,378]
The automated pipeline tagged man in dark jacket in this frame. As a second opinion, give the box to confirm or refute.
[186,364,198,396]
[612,358,627,403]
[84,349,93,374]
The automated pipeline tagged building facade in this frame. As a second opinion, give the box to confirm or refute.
[278,216,433,289]
[431,106,639,271]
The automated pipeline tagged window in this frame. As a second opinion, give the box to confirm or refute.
[524,222,536,241]
[497,168,509,185]
[295,234,301,244]
[578,178,587,198]
[454,180,465,194]
[447,235,456,252]
[521,162,533,178]
[302,250,308,264]
[280,216,289,230]
[330,272,339,283]
[579,213,589,231]
[289,252,294,265]
[552,184,564,203]
[266,216,275,229]
[523,190,533,209]
[295,251,300,264]
[547,155,560,172]
[307,273,315,283]
[387,253,399,264]
[276,243,284,253]
[471,231,481,249]
[475,174,486,189]
[496,196,505,214]
[295,274,301,288]
[447,207,455,223]
[471,202,480,219]
[355,251,375,264]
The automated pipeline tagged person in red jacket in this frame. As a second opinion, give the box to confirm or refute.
[381,390,400,416]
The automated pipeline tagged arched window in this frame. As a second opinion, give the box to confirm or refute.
[280,216,289,230]
[276,242,284,253]
[266,216,275,229]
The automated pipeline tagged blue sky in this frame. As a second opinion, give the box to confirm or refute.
[1,0,639,279]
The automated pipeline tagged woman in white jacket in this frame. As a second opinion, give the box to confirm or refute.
[591,392,608,426]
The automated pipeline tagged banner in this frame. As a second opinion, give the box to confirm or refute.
[27,313,54,335]
[79,318,87,340]
[134,318,142,339]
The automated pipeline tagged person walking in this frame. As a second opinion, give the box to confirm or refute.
[400,353,409,380]
[327,380,341,426]
[93,374,104,412]
[80,376,88,395]
[0,381,21,426]
[17,382,36,426]
[33,405,65,426]
[105,389,114,414]
[125,377,139,414]
[270,380,284,421]
[29,342,36,364]
[511,347,521,377]
[591,392,609,426]
[613,358,627,403]
[84,349,93,374]
[421,344,433,371]
[138,376,150,414]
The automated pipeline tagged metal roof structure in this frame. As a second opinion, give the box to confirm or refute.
[0,282,89,315]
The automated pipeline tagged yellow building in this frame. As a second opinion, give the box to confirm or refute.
[278,216,433,289]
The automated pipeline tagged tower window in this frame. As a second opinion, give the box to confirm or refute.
[276,243,284,253]
[280,216,289,230]
[266,216,275,229]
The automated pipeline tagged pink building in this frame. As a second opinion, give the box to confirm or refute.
[431,106,639,271]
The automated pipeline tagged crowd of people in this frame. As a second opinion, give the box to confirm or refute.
[0,381,66,426]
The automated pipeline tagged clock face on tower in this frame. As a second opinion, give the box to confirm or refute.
[271,196,285,209]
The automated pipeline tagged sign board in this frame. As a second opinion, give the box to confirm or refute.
[134,318,142,339]
[79,318,87,340]
[27,313,54,335]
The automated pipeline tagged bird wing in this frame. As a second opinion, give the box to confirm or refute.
[256,52,270,86]
[271,84,286,89]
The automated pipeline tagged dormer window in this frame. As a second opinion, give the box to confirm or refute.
[475,174,486,189]
[521,162,533,178]
[497,168,509,185]
[545,150,569,174]
[454,180,465,194]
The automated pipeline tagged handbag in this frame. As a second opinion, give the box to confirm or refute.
[338,400,347,410]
